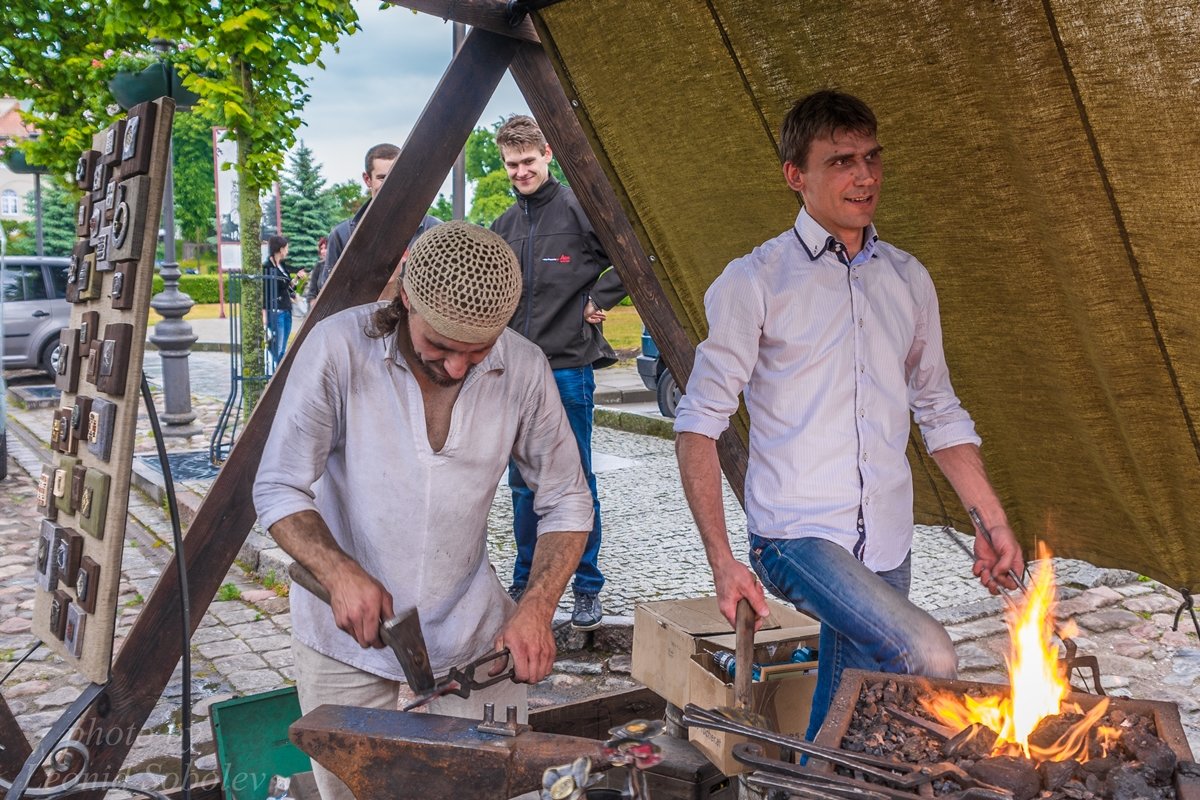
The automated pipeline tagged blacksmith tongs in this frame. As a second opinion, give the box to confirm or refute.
[968,508,1104,694]
[401,648,516,711]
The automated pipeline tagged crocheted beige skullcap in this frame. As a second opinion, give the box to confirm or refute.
[402,221,522,343]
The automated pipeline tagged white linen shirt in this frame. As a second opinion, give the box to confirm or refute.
[254,303,594,681]
[674,208,980,571]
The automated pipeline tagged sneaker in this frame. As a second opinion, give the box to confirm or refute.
[507,584,525,602]
[571,591,603,631]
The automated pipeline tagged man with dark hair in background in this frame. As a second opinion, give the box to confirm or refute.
[674,90,1025,738]
[491,114,627,631]
[307,143,442,303]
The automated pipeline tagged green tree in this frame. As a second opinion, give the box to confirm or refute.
[466,124,503,181]
[323,179,367,220]
[0,3,358,410]
[172,111,216,245]
[281,140,336,273]
[3,184,78,256]
[429,194,453,222]
[111,3,359,409]
[468,170,516,227]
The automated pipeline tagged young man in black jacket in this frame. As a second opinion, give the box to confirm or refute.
[491,114,626,630]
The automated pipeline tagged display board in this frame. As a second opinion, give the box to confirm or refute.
[30,98,175,684]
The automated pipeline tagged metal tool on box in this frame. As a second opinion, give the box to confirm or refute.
[287,561,436,692]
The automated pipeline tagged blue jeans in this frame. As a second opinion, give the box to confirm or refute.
[509,366,604,595]
[267,310,292,370]
[749,535,956,739]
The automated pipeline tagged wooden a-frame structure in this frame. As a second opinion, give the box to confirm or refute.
[0,1,743,791]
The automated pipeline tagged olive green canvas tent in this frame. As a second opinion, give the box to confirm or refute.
[526,0,1200,596]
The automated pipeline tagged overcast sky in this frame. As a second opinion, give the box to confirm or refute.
[293,1,530,199]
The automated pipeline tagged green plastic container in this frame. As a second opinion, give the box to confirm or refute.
[209,687,312,800]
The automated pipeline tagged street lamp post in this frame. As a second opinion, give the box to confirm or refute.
[145,39,200,436]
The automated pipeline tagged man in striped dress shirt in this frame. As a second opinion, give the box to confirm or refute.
[674,90,1024,738]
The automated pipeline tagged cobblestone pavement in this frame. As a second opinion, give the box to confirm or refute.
[3,371,1198,794]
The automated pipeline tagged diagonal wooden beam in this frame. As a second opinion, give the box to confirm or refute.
[507,41,749,499]
[69,28,519,792]
[0,693,38,786]
[386,0,540,43]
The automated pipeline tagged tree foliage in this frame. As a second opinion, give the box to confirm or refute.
[323,178,367,221]
[2,183,77,256]
[281,140,337,273]
[0,1,359,410]
[429,194,453,222]
[172,111,216,245]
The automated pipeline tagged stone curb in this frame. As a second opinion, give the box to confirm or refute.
[594,407,674,440]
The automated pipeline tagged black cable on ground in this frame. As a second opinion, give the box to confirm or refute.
[140,372,192,800]
[0,641,43,686]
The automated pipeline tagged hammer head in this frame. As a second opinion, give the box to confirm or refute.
[382,608,436,693]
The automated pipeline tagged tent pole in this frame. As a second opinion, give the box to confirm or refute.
[508,41,748,502]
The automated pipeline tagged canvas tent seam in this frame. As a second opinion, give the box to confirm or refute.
[704,0,781,160]
[1039,0,1200,470]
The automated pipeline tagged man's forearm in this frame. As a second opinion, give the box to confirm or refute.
[269,510,355,588]
[929,443,1006,527]
[675,432,734,570]
[523,530,588,619]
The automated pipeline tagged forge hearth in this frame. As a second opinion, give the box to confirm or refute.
[814,669,1200,800]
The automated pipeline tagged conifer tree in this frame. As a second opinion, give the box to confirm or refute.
[281,140,337,275]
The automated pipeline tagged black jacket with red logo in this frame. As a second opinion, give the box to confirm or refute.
[491,176,627,370]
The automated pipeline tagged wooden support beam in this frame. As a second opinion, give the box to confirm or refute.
[507,41,749,499]
[69,29,519,791]
[386,0,540,43]
[0,693,38,786]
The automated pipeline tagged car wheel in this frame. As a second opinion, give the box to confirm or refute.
[656,369,681,418]
[40,338,61,379]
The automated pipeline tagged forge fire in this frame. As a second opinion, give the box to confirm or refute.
[829,555,1195,799]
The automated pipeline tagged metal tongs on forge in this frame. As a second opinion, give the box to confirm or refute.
[967,508,1103,695]
[402,648,516,711]
[682,704,1011,798]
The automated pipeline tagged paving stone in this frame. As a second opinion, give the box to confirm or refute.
[607,654,632,674]
[0,616,31,634]
[956,642,1003,672]
[241,589,277,603]
[245,634,293,654]
[197,638,251,660]
[1123,593,1184,615]
[189,625,235,645]
[3,679,51,698]
[34,686,82,709]
[1112,639,1154,659]
[212,653,269,673]
[1114,583,1155,597]
[208,602,261,626]
[1076,608,1142,633]
[556,659,604,675]
[945,615,1008,644]
[227,669,286,693]
[194,753,219,771]
[227,620,282,640]
[261,648,295,669]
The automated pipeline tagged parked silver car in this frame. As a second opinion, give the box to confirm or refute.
[1,256,71,377]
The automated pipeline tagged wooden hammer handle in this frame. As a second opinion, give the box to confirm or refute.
[734,598,755,710]
[288,561,331,605]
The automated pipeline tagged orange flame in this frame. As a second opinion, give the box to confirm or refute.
[921,545,1106,762]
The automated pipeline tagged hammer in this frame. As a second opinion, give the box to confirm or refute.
[287,561,437,693]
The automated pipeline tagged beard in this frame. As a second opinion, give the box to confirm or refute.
[394,304,465,387]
